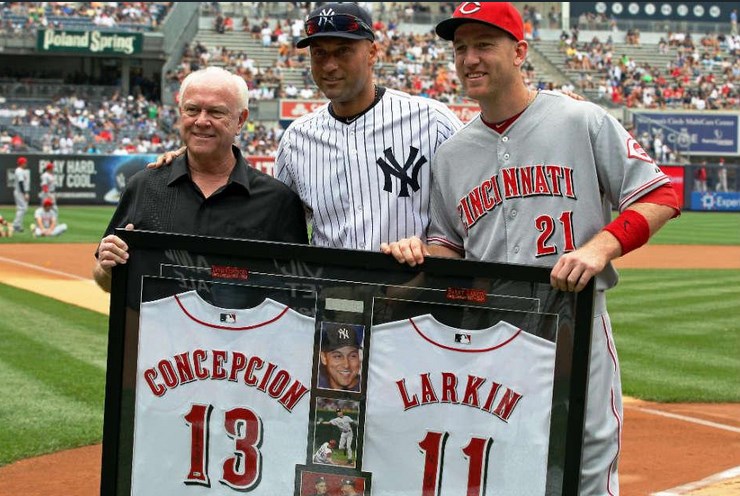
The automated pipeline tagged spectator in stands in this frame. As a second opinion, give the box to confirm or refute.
[731,8,738,37]
[214,13,225,33]
[93,66,308,293]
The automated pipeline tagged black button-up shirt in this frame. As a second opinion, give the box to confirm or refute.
[101,146,308,244]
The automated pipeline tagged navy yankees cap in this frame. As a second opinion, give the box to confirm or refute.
[321,322,363,351]
[296,2,375,49]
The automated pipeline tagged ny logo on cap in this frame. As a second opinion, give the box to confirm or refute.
[338,327,350,340]
[317,8,336,26]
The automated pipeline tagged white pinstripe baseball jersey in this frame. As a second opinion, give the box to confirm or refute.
[275,87,463,250]
[363,314,556,496]
[131,291,315,495]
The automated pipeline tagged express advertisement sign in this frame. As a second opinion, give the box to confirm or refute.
[633,112,739,156]
[690,191,740,211]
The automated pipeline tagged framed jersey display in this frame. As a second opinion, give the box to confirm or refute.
[101,229,595,496]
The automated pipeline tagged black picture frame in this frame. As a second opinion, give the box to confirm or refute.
[100,229,594,495]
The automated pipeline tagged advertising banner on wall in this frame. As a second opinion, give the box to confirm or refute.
[659,165,685,208]
[278,100,482,126]
[2,154,279,205]
[690,191,740,211]
[1,154,156,206]
[632,112,739,156]
[36,29,143,55]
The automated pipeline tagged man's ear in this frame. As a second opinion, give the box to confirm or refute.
[237,108,249,132]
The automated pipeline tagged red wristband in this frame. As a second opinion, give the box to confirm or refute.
[603,209,650,255]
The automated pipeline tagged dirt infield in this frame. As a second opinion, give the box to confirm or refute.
[0,243,739,495]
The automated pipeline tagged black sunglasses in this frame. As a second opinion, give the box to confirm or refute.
[305,13,372,37]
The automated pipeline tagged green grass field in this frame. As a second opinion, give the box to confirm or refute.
[0,206,738,245]
[0,207,738,467]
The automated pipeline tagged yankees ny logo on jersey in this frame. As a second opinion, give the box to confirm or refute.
[376,146,427,197]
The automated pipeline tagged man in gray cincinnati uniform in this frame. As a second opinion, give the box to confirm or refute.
[275,2,464,250]
[382,3,681,495]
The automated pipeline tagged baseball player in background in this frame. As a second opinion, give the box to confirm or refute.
[312,439,337,465]
[0,215,13,237]
[12,156,30,233]
[275,2,464,250]
[32,197,68,237]
[321,409,357,464]
[39,161,57,210]
[382,3,681,495]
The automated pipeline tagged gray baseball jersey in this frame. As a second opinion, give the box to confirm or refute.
[275,87,463,250]
[12,167,30,229]
[428,90,670,291]
[426,91,664,495]
[40,171,56,200]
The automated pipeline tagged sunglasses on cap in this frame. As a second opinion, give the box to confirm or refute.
[304,13,372,37]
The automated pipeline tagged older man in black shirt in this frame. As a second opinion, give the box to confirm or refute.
[94,66,307,292]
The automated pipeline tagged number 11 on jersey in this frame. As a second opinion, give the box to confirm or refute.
[419,431,493,496]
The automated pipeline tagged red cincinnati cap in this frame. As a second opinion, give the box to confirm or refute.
[43,197,54,207]
[46,162,54,170]
[16,157,27,165]
[436,2,524,42]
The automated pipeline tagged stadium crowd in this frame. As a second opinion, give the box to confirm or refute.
[0,2,172,35]
[560,28,740,110]
[1,2,738,157]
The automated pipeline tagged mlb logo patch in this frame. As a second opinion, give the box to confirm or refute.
[220,313,236,324]
[454,333,471,345]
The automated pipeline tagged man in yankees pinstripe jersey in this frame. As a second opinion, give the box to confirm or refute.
[275,2,464,250]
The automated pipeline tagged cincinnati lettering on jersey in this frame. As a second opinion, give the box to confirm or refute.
[458,165,576,230]
[143,349,309,412]
[395,372,523,422]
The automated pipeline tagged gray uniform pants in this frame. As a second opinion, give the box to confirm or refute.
[13,191,27,230]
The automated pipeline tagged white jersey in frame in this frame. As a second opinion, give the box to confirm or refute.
[131,291,315,495]
[364,314,556,496]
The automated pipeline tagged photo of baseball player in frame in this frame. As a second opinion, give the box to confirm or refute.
[101,229,594,496]
[295,465,371,496]
[317,321,365,393]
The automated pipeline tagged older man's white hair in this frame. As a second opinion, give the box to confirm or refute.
[178,66,249,110]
